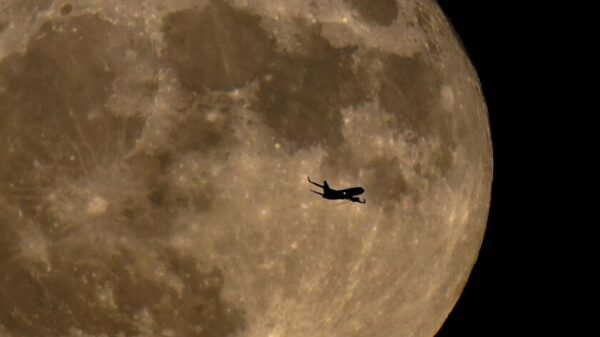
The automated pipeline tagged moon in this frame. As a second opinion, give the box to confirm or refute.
[0,1,492,336]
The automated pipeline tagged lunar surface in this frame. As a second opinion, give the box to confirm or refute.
[0,1,492,337]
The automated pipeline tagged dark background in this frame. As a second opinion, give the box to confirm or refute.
[433,1,554,336]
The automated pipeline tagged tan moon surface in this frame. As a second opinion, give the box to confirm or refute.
[0,1,492,337]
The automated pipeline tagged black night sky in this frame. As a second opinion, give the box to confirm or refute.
[433,2,551,336]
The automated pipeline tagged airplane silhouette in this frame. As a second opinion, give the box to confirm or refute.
[308,177,366,204]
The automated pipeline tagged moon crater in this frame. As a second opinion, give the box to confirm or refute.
[0,1,492,337]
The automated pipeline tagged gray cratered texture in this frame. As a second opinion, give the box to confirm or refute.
[0,1,492,337]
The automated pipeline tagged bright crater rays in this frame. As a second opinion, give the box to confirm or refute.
[0,1,491,337]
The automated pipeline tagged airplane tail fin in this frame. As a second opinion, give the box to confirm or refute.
[323,180,329,190]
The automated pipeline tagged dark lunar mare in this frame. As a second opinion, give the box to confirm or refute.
[0,10,246,337]
[160,0,459,210]
[343,0,399,26]
[0,0,490,335]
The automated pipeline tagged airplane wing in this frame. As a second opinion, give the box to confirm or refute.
[310,189,324,196]
[348,196,366,204]
[307,176,324,188]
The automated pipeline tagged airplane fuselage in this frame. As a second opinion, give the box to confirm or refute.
[308,177,366,203]
[323,187,364,200]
